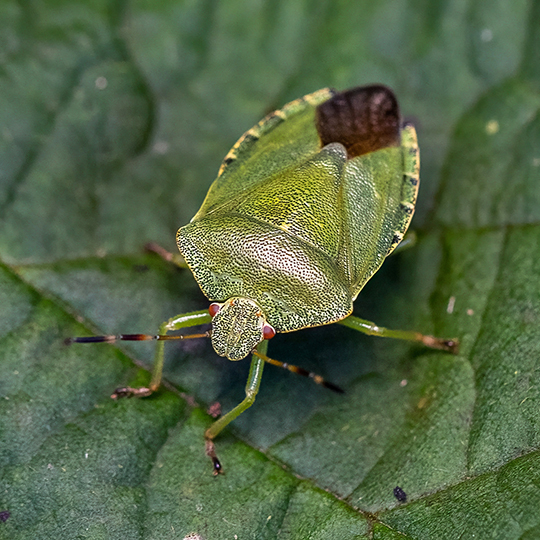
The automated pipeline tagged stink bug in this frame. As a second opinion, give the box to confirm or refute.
[69,85,458,473]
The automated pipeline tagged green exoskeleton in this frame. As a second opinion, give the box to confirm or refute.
[69,85,458,474]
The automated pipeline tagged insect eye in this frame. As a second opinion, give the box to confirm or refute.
[262,324,276,340]
[208,303,221,317]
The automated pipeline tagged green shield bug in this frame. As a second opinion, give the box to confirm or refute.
[69,85,458,474]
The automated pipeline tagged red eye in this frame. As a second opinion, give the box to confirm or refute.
[262,324,276,340]
[208,303,221,317]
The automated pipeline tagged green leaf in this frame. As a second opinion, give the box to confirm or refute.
[1,0,539,538]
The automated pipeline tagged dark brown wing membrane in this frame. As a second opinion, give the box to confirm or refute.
[316,85,401,158]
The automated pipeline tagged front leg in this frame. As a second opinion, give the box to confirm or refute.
[111,310,212,398]
[204,341,268,474]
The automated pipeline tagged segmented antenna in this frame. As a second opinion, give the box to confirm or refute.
[252,349,344,394]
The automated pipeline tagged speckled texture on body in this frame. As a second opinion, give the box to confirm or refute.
[177,86,419,339]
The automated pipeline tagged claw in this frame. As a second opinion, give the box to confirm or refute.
[111,386,153,399]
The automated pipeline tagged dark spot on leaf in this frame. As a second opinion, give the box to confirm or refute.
[393,486,407,502]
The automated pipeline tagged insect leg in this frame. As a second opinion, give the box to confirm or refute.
[204,341,268,475]
[339,315,459,353]
[67,310,212,397]
[123,310,212,397]
[145,242,188,268]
